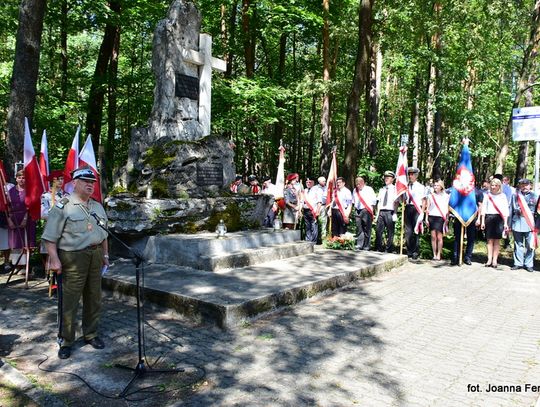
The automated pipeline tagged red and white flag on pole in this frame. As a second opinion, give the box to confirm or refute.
[79,134,102,202]
[62,126,80,194]
[395,145,408,199]
[23,117,45,221]
[274,143,285,200]
[326,147,338,206]
[39,129,49,192]
[0,160,9,213]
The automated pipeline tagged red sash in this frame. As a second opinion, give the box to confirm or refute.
[251,185,260,194]
[516,193,537,248]
[355,188,374,219]
[303,189,318,219]
[487,194,506,220]
[407,187,423,214]
[430,193,447,221]
[334,189,347,219]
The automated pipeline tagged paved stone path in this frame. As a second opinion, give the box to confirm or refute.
[1,261,540,406]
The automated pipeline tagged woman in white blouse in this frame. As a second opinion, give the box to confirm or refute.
[426,180,449,260]
[480,178,509,268]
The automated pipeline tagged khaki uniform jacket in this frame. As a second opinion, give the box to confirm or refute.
[42,195,108,251]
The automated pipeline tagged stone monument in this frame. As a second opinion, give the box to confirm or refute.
[120,0,234,199]
[109,0,274,236]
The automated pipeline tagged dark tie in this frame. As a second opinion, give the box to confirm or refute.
[383,187,388,207]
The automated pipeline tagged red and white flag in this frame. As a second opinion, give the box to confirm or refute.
[23,117,45,221]
[274,144,285,200]
[0,160,9,213]
[79,134,102,202]
[395,146,408,199]
[62,126,80,194]
[326,147,338,206]
[39,129,49,192]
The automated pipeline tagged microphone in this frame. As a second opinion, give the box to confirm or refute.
[90,212,106,228]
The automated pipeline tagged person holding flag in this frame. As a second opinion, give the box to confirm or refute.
[375,171,399,252]
[352,176,376,251]
[283,173,300,230]
[302,176,322,243]
[403,167,427,260]
[0,161,12,272]
[509,178,537,272]
[330,177,352,237]
[315,176,328,241]
[449,138,483,266]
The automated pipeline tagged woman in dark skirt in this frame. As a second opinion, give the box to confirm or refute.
[480,178,509,268]
[426,180,449,260]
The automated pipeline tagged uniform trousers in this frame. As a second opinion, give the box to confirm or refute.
[375,210,395,252]
[404,205,420,257]
[355,208,373,250]
[304,209,318,243]
[318,208,328,241]
[452,218,477,262]
[58,246,103,346]
[331,209,347,237]
[513,231,534,268]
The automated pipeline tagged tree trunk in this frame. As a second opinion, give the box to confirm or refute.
[5,0,47,177]
[410,75,420,168]
[85,0,121,152]
[343,0,373,187]
[320,0,332,177]
[495,0,540,174]
[242,0,255,78]
[104,25,120,188]
[60,0,68,121]
[367,41,381,157]
[225,0,237,78]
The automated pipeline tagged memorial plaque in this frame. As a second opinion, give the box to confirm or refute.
[175,73,199,100]
[196,162,223,186]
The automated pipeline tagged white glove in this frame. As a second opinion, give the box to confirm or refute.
[392,213,398,222]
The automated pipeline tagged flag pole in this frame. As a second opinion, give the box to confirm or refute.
[400,202,405,255]
[459,224,464,265]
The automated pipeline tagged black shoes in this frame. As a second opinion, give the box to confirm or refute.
[58,346,71,359]
[526,267,534,272]
[511,265,521,270]
[85,337,105,349]
[464,259,472,265]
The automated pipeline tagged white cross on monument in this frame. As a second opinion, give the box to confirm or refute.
[180,33,226,137]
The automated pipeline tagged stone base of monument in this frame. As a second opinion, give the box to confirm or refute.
[141,229,312,271]
[103,248,407,329]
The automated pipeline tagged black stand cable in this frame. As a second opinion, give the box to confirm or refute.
[90,213,184,397]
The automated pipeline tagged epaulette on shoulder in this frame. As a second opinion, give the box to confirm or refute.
[55,197,70,209]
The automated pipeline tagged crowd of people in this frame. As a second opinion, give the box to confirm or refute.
[231,169,540,272]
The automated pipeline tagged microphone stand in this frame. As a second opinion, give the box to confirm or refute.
[91,213,183,397]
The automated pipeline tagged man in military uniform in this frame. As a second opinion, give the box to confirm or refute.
[403,167,426,259]
[43,167,109,359]
[510,179,538,272]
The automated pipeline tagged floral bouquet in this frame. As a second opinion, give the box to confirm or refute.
[323,232,356,250]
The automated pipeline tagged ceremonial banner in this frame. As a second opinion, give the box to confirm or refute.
[23,117,45,221]
[79,135,102,202]
[62,126,80,194]
[39,129,49,191]
[326,148,338,206]
[274,145,285,200]
[0,160,9,212]
[449,144,477,226]
[395,146,408,199]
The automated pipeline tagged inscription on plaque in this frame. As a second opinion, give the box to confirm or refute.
[196,162,223,186]
[175,73,199,100]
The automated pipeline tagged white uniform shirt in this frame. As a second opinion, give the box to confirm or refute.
[332,187,352,210]
[352,186,377,210]
[482,193,509,217]
[304,186,323,209]
[407,181,426,209]
[377,184,397,211]
[427,192,449,218]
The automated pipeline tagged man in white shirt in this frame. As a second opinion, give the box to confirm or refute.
[352,176,377,250]
[375,171,398,252]
[303,177,323,243]
[261,176,278,227]
[403,167,426,259]
[331,177,352,237]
